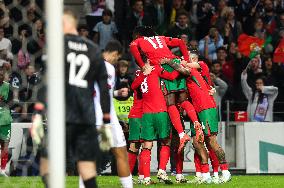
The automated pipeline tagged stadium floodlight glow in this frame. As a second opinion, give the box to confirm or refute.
[46,0,65,188]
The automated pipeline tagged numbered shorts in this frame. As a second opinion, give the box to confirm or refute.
[0,124,11,141]
[161,60,187,94]
[66,123,99,161]
[190,108,219,136]
[128,118,142,141]
[141,112,171,140]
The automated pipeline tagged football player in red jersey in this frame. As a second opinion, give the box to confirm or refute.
[130,26,194,153]
[184,49,220,184]
[127,69,144,184]
[163,58,232,184]
[131,59,182,185]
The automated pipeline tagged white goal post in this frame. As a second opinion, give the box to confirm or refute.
[46,0,65,188]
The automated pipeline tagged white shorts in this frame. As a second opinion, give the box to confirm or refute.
[110,121,127,148]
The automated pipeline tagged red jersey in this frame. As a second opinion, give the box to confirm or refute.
[129,70,143,118]
[130,36,189,68]
[132,65,179,113]
[198,61,213,87]
[186,68,216,113]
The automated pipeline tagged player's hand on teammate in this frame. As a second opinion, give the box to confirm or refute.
[194,121,204,143]
[209,86,216,96]
[143,63,154,75]
[160,58,170,65]
[98,124,113,152]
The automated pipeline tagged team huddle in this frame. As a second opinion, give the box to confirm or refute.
[126,26,231,185]
[31,10,231,188]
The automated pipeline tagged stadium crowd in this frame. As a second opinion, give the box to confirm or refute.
[0,0,282,123]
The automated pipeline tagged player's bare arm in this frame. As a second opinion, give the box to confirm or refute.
[164,59,190,76]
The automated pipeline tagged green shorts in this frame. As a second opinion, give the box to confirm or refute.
[161,59,187,94]
[141,112,171,140]
[190,108,219,136]
[0,124,11,141]
[128,118,142,141]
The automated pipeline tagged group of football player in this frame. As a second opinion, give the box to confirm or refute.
[126,26,232,185]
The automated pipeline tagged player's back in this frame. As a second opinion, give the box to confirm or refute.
[64,34,103,125]
[141,65,167,113]
[133,36,176,65]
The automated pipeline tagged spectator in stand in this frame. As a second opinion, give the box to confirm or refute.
[246,55,263,88]
[144,0,168,34]
[216,7,242,45]
[33,18,45,49]
[115,60,132,101]
[0,1,9,30]
[241,67,278,122]
[211,0,228,26]
[124,0,155,46]
[254,17,267,39]
[93,9,118,51]
[166,10,194,41]
[198,27,223,62]
[272,12,284,46]
[228,0,250,23]
[78,24,90,39]
[0,27,12,70]
[216,47,234,85]
[211,61,228,84]
[262,0,277,35]
[196,1,215,40]
[168,0,186,26]
[262,55,283,87]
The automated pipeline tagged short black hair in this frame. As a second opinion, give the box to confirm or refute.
[104,40,123,54]
[177,9,189,18]
[102,9,113,17]
[216,46,227,53]
[133,26,157,37]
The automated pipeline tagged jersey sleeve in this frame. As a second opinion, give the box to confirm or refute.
[131,70,146,90]
[164,37,189,61]
[198,61,213,87]
[129,39,145,68]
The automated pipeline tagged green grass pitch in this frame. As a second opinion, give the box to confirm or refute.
[0,175,284,188]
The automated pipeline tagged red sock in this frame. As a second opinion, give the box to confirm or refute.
[194,152,202,173]
[140,149,151,178]
[138,152,144,176]
[180,101,198,122]
[167,105,184,134]
[174,150,184,174]
[159,145,170,171]
[201,163,209,173]
[128,151,138,173]
[220,163,229,171]
[208,146,219,172]
[1,145,8,170]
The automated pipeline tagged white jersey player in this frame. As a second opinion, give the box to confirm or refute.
[80,40,133,188]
